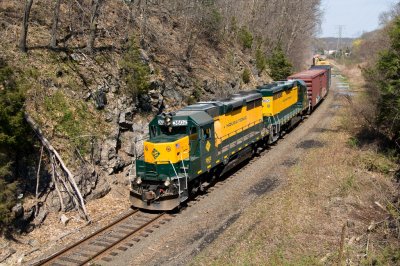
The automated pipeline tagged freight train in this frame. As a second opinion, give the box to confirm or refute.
[130,62,332,210]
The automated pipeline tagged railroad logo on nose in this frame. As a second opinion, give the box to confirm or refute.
[152,148,160,159]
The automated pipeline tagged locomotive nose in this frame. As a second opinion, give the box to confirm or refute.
[143,136,190,164]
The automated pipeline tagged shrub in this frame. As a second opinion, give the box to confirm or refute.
[238,26,253,49]
[255,48,267,74]
[202,7,224,45]
[363,17,400,142]
[187,86,202,105]
[121,38,151,99]
[0,58,31,231]
[267,46,293,81]
[0,179,18,232]
[230,16,238,34]
[242,68,251,84]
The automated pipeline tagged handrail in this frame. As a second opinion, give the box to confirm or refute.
[169,160,181,194]
[180,152,188,190]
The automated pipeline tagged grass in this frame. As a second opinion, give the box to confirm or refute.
[268,244,320,266]
[42,90,107,157]
[347,136,360,148]
[361,245,400,266]
[339,174,358,196]
[351,151,398,175]
[11,47,115,164]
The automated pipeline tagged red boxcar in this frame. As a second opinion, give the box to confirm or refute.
[288,69,328,110]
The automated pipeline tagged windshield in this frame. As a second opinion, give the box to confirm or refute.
[160,126,187,135]
[149,124,188,140]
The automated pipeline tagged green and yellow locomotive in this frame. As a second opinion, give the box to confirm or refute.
[130,80,309,210]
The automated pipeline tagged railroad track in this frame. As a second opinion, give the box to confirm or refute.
[31,130,289,264]
[30,146,270,264]
[32,209,172,266]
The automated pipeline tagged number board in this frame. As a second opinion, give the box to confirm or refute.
[172,120,188,126]
[157,120,188,126]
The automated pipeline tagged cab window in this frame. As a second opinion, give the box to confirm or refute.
[189,127,198,140]
[202,128,211,139]
[150,125,158,138]
[160,126,187,135]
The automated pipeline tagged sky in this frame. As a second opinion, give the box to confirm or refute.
[320,0,398,38]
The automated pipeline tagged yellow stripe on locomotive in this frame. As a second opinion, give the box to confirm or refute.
[214,102,263,146]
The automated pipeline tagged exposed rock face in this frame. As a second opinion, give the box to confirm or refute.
[33,209,48,227]
[47,189,73,212]
[12,203,24,219]
[93,88,107,110]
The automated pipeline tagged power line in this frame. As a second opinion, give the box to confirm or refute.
[335,25,345,58]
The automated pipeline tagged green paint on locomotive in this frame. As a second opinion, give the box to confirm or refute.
[132,80,311,210]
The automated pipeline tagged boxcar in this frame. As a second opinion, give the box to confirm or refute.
[287,69,328,111]
[309,64,332,89]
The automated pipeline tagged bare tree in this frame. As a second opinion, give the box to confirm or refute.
[50,0,62,49]
[19,0,34,52]
[86,0,103,53]
[380,2,400,26]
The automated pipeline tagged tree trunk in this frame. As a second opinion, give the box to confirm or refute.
[19,0,34,52]
[24,113,90,221]
[50,155,65,212]
[86,0,103,53]
[35,146,44,217]
[50,0,62,49]
[124,2,134,41]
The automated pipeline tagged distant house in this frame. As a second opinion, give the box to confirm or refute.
[323,50,336,55]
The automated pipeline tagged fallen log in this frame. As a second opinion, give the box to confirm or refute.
[50,155,65,212]
[24,113,90,221]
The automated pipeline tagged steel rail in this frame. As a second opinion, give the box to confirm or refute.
[32,209,140,265]
[80,212,166,264]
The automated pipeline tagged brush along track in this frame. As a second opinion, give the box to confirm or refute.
[32,209,172,265]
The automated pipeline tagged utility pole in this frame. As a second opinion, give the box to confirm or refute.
[335,25,345,58]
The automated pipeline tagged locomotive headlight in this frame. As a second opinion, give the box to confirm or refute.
[164,179,170,187]
[136,177,142,184]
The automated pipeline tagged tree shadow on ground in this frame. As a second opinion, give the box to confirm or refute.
[354,127,393,153]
